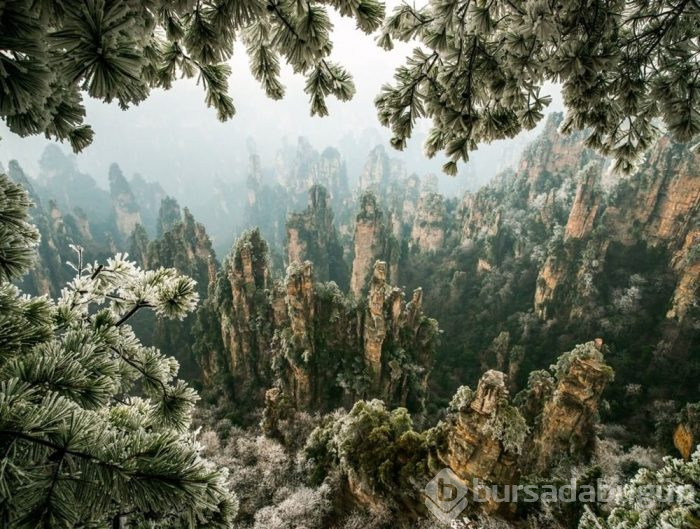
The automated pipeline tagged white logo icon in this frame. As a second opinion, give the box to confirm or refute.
[424,468,469,523]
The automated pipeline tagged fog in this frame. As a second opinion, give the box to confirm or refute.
[0,7,563,199]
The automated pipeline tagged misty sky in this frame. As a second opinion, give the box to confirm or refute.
[0,5,563,197]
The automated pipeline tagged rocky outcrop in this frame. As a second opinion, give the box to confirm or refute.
[72,208,93,242]
[285,185,346,285]
[411,191,446,253]
[277,139,349,207]
[349,192,397,296]
[282,261,317,408]
[517,113,603,202]
[276,259,437,412]
[532,233,606,323]
[438,371,521,514]
[633,137,700,246]
[157,196,182,238]
[459,192,500,244]
[364,261,390,388]
[520,340,613,474]
[246,154,263,208]
[315,147,349,208]
[667,229,700,321]
[435,341,612,514]
[674,423,694,460]
[203,231,438,413]
[218,229,272,387]
[673,403,700,460]
[276,137,317,199]
[359,145,391,199]
[565,164,601,240]
[199,229,274,392]
[532,136,700,323]
[139,205,218,380]
[129,174,166,237]
[128,225,150,269]
[534,256,565,320]
[108,164,142,240]
[395,174,421,233]
[244,154,288,250]
[614,139,700,323]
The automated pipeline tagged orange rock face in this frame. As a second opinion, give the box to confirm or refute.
[437,342,612,516]
[534,256,565,320]
[439,371,520,514]
[565,165,601,240]
[350,193,392,296]
[667,230,700,321]
[674,423,694,460]
[522,342,613,474]
[205,233,438,413]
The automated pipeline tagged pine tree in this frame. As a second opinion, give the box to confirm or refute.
[3,1,698,173]
[578,446,700,529]
[0,0,383,151]
[0,173,237,528]
[375,0,700,174]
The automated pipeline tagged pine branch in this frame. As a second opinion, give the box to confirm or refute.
[114,302,152,327]
[108,345,168,395]
[0,431,99,464]
[267,1,303,42]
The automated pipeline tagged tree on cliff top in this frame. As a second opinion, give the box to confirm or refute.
[1,0,698,173]
[0,172,237,527]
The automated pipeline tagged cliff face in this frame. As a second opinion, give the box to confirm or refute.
[349,192,397,296]
[438,371,521,514]
[565,164,601,240]
[517,114,603,202]
[667,230,700,321]
[435,342,611,513]
[533,256,565,320]
[275,259,436,412]
[246,154,262,208]
[286,185,346,286]
[280,262,317,408]
[398,174,421,232]
[364,261,391,388]
[213,229,272,393]
[630,137,700,246]
[411,191,446,253]
[315,147,349,207]
[108,164,142,241]
[613,138,700,322]
[129,174,166,237]
[531,136,700,323]
[244,154,288,251]
[136,205,218,380]
[157,196,182,238]
[359,145,391,199]
[277,139,349,208]
[521,341,613,473]
[459,192,501,245]
[202,231,439,413]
